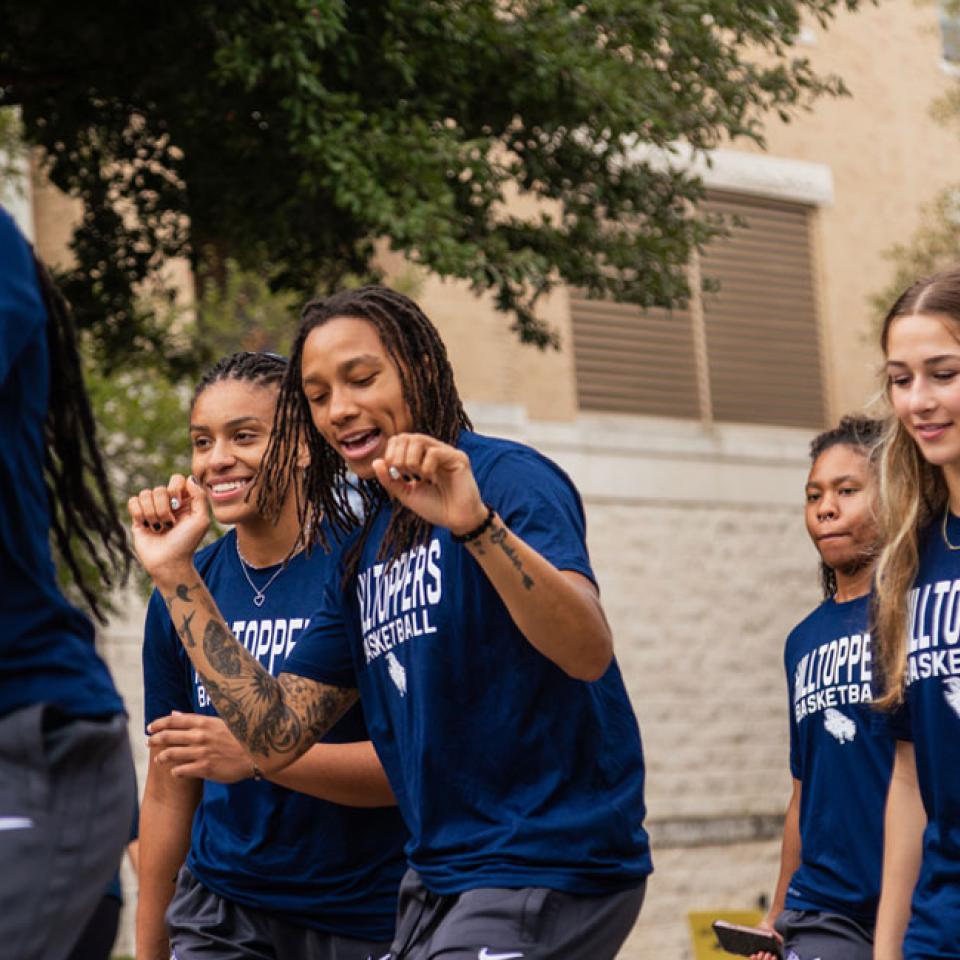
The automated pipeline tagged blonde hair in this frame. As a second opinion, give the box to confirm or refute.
[873,267,960,708]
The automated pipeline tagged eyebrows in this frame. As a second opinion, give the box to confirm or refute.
[886,353,960,369]
[806,474,862,490]
[302,353,383,385]
[189,415,266,433]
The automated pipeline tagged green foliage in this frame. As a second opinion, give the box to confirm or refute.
[870,188,960,325]
[1,0,861,355]
[0,106,24,188]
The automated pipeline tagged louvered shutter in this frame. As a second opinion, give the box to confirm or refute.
[701,192,825,428]
[569,294,701,418]
[569,189,825,427]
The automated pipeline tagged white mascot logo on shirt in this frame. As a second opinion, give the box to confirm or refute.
[386,652,407,697]
[823,707,856,743]
[943,677,960,719]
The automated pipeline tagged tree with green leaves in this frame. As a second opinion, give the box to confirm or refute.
[2,0,861,362]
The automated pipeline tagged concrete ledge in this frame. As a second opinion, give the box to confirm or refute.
[649,813,785,849]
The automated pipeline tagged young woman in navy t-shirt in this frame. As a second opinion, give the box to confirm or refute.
[754,416,893,960]
[872,267,960,960]
[0,206,136,960]
[131,351,406,960]
[130,288,651,960]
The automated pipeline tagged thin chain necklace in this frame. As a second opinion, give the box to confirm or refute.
[236,537,297,607]
[942,503,960,551]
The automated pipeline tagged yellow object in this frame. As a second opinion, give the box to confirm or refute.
[688,910,765,959]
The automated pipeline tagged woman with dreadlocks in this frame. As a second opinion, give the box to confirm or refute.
[131,286,651,960]
[752,416,893,960]
[0,205,136,960]
[131,350,406,960]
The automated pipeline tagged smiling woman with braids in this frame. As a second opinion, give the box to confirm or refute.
[131,286,652,960]
[131,350,406,960]
[0,205,136,960]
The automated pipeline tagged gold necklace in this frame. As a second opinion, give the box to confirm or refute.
[942,503,960,551]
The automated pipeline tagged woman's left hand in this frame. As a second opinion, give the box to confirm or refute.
[372,433,488,536]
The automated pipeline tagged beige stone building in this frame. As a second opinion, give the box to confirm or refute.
[6,2,960,956]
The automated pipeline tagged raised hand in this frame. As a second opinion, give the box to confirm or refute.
[148,712,254,784]
[372,433,487,536]
[128,474,211,578]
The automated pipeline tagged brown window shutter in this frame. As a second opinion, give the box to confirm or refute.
[569,292,701,419]
[701,191,825,428]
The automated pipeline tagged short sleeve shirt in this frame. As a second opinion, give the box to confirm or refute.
[885,515,960,958]
[783,594,893,924]
[284,430,652,895]
[143,529,407,937]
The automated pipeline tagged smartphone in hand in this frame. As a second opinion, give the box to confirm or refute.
[712,920,783,958]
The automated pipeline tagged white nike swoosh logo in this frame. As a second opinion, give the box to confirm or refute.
[478,950,524,960]
[0,816,34,831]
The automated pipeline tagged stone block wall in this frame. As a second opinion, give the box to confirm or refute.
[100,408,823,958]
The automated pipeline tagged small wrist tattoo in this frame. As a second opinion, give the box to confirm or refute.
[452,503,496,544]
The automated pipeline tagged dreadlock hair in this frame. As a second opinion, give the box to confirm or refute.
[257,285,472,580]
[808,415,884,599]
[34,253,133,623]
[191,351,288,411]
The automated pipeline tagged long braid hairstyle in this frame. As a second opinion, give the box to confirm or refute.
[873,266,960,709]
[258,286,472,578]
[34,253,133,622]
[808,415,884,599]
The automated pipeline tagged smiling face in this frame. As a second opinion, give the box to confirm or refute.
[885,312,960,476]
[805,443,879,575]
[190,379,279,526]
[300,316,414,480]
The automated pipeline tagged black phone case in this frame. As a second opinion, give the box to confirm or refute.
[712,921,783,959]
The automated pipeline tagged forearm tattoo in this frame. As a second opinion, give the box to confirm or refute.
[163,580,358,760]
[469,519,535,590]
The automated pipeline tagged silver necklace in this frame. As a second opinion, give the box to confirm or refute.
[236,538,290,607]
[943,503,960,552]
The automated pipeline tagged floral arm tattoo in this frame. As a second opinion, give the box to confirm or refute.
[163,579,358,762]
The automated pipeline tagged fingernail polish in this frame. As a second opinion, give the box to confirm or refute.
[153,523,162,531]
[170,498,180,511]
[388,466,401,480]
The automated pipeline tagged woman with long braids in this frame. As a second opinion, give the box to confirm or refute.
[870,267,960,960]
[131,286,651,960]
[753,416,893,960]
[0,205,136,960]
[132,351,406,960]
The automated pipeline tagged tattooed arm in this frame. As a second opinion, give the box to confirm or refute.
[163,577,357,771]
[129,479,358,772]
[371,434,613,681]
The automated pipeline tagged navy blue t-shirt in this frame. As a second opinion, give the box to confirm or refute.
[0,206,122,720]
[886,513,960,959]
[783,594,893,924]
[143,529,407,938]
[284,430,652,895]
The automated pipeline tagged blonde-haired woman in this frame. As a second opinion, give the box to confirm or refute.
[873,266,960,960]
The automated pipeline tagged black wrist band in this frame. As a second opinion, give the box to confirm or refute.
[452,503,496,544]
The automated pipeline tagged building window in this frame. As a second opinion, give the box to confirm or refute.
[570,190,825,429]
